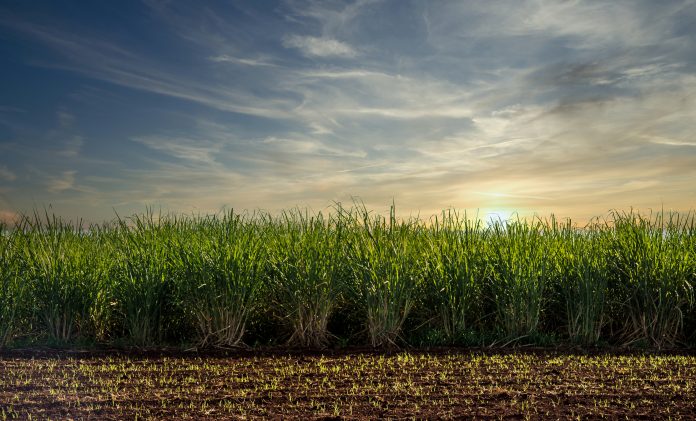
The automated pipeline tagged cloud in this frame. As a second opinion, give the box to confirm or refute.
[284,0,381,36]
[428,1,685,50]
[0,106,26,113]
[282,35,357,57]
[648,136,696,147]
[58,136,84,158]
[0,165,16,181]
[209,55,278,67]
[473,191,554,201]
[0,210,18,225]
[132,135,222,166]
[0,18,297,120]
[46,171,76,193]
[57,110,74,128]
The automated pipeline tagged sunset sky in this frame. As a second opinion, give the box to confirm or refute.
[1,0,695,224]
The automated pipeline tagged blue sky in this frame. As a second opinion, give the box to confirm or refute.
[1,0,695,223]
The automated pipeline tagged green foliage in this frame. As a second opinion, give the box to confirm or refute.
[556,220,609,345]
[0,223,27,347]
[609,210,694,348]
[348,204,423,347]
[1,205,695,349]
[21,214,106,343]
[112,212,178,346]
[488,218,549,338]
[267,209,346,348]
[174,211,265,348]
[422,210,488,342]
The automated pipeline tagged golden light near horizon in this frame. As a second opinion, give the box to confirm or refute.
[472,190,533,225]
[481,208,516,225]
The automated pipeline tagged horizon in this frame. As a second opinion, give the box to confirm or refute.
[2,202,694,231]
[1,1,695,224]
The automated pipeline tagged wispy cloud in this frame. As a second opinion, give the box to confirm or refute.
[0,210,19,224]
[132,135,222,166]
[58,136,84,158]
[648,136,696,147]
[0,165,16,181]
[284,0,382,36]
[57,110,75,128]
[282,34,357,57]
[46,171,76,193]
[0,18,297,120]
[473,191,554,201]
[0,106,26,113]
[209,55,278,67]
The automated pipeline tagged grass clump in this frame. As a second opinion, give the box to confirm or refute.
[21,214,107,343]
[0,222,27,347]
[267,209,347,348]
[348,204,423,347]
[174,211,265,348]
[422,210,488,342]
[610,210,695,348]
[555,219,609,345]
[489,218,549,339]
[112,212,179,346]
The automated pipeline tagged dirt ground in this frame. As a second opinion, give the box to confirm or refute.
[1,348,695,419]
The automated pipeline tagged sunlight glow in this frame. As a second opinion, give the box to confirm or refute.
[481,208,515,225]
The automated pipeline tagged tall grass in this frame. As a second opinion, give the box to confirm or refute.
[1,205,695,349]
[348,205,423,347]
[174,212,265,348]
[555,220,609,345]
[489,218,549,339]
[423,210,488,342]
[112,212,178,346]
[267,210,347,348]
[86,223,117,342]
[610,211,695,348]
[21,214,105,343]
[0,222,26,347]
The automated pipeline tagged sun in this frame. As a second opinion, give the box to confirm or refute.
[481,208,515,225]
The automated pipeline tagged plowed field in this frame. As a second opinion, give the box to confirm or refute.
[1,349,695,419]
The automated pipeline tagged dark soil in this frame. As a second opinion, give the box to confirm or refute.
[1,348,695,419]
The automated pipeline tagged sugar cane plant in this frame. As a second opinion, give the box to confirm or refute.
[348,204,423,347]
[554,219,609,345]
[0,221,27,347]
[173,211,265,348]
[112,211,178,346]
[266,209,347,348]
[489,217,550,339]
[21,213,104,343]
[423,210,488,342]
[610,210,695,348]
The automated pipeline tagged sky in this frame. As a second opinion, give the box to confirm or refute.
[1,0,695,224]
